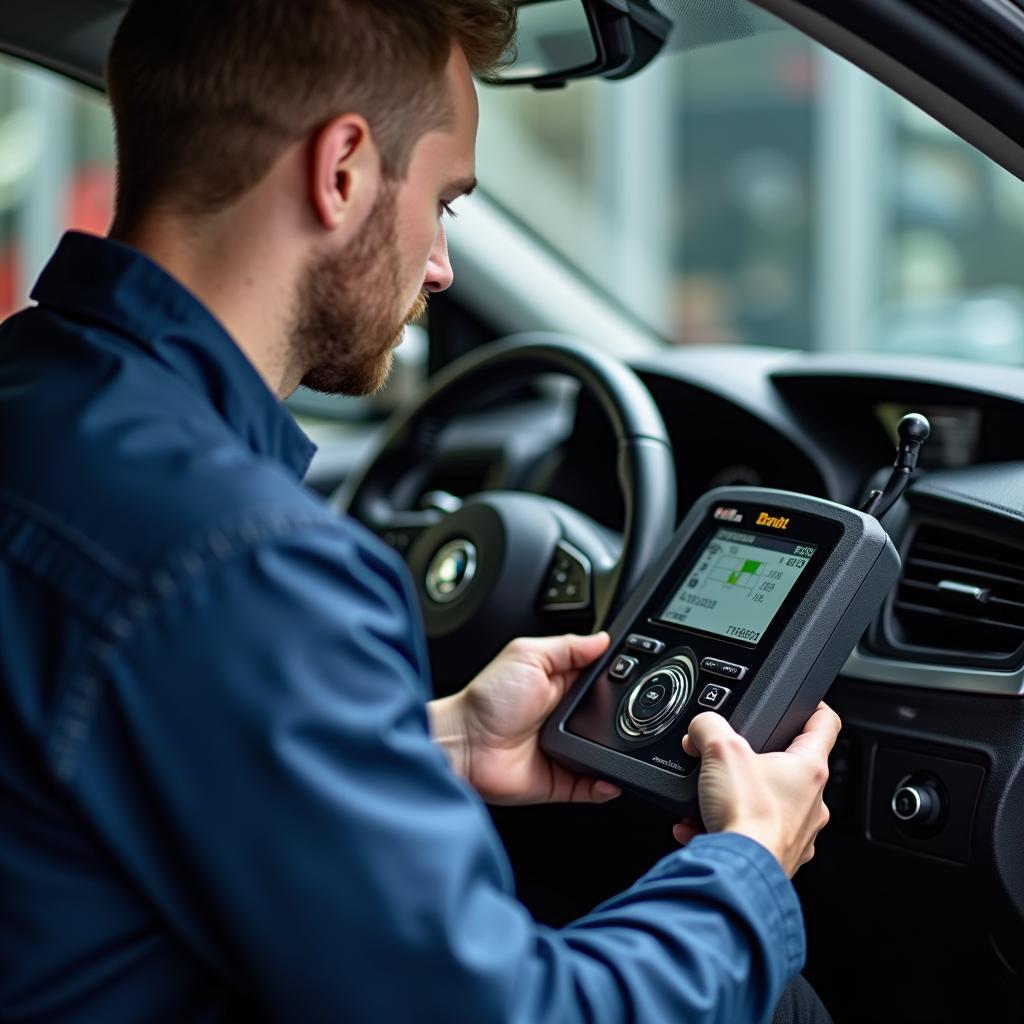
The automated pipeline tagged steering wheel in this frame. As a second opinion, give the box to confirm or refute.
[335,334,677,694]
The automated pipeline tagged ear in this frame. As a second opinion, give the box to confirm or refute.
[308,114,382,233]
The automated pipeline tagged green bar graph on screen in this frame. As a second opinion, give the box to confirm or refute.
[726,559,761,586]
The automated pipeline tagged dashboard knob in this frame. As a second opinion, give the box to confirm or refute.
[891,781,942,827]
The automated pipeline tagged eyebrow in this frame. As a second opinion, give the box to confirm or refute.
[446,177,478,198]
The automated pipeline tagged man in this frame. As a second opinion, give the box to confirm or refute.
[0,2,838,1022]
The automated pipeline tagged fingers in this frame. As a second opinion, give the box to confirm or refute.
[785,703,842,765]
[546,761,622,804]
[685,705,839,774]
[507,632,610,675]
[672,817,704,846]
[567,777,621,804]
[591,780,622,803]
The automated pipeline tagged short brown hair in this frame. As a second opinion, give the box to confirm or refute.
[106,0,516,228]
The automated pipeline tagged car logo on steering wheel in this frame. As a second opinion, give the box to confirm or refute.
[425,540,478,604]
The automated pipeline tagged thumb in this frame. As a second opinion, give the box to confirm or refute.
[682,711,743,759]
[567,631,611,668]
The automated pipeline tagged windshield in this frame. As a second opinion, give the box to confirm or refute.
[478,10,1024,364]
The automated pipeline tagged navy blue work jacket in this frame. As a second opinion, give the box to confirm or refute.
[0,232,805,1023]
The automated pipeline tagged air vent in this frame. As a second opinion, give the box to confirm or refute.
[880,522,1024,669]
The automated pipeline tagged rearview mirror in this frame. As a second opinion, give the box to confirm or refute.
[499,0,600,83]
[493,0,672,89]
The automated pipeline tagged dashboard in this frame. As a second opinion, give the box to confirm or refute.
[366,343,1024,1022]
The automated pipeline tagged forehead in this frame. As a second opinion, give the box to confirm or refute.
[446,45,480,143]
[410,47,479,180]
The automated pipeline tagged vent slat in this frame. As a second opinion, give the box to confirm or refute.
[886,522,1024,666]
[914,541,1024,578]
[897,579,1024,625]
[892,600,1024,635]
[905,557,1024,590]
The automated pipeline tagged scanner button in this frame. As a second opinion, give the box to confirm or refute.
[609,655,639,681]
[700,657,747,681]
[697,684,731,710]
[633,680,672,721]
[625,634,665,656]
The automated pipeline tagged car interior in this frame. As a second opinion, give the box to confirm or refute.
[4,0,1024,1020]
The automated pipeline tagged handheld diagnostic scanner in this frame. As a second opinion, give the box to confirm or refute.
[541,414,930,813]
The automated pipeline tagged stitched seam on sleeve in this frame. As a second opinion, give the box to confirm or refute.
[0,489,140,587]
[46,506,342,782]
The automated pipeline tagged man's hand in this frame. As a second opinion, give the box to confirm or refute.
[428,634,622,806]
[677,703,841,878]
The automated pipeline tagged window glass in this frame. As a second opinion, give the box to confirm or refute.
[478,14,1024,364]
[0,56,114,321]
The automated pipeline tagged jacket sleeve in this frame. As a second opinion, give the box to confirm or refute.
[67,520,805,1024]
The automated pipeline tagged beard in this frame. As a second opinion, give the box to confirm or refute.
[290,185,428,397]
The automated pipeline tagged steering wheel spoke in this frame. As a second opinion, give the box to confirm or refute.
[336,336,676,692]
[371,508,445,559]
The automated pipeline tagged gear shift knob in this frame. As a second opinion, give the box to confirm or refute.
[898,412,931,444]
[860,413,931,520]
[895,413,931,472]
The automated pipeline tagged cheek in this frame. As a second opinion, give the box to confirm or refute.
[414,217,441,268]
[396,231,441,310]
[396,195,442,272]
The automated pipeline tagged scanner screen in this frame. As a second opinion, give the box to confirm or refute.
[658,528,818,645]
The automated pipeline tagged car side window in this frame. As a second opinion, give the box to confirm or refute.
[477,16,1024,365]
[0,55,114,323]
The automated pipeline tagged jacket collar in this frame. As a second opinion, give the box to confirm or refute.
[31,232,317,481]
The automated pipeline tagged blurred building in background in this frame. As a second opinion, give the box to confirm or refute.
[478,19,1024,364]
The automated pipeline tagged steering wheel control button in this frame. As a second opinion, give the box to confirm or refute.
[539,541,593,611]
[425,540,478,604]
[697,683,731,710]
[625,634,665,656]
[617,655,695,740]
[609,655,639,681]
[699,657,748,681]
[382,527,423,554]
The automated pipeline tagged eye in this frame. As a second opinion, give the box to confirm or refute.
[439,200,458,220]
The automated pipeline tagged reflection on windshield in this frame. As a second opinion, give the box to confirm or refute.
[478,18,1024,365]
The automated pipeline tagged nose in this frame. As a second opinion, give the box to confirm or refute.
[424,224,455,294]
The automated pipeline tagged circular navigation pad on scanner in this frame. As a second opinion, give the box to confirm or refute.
[617,654,695,740]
